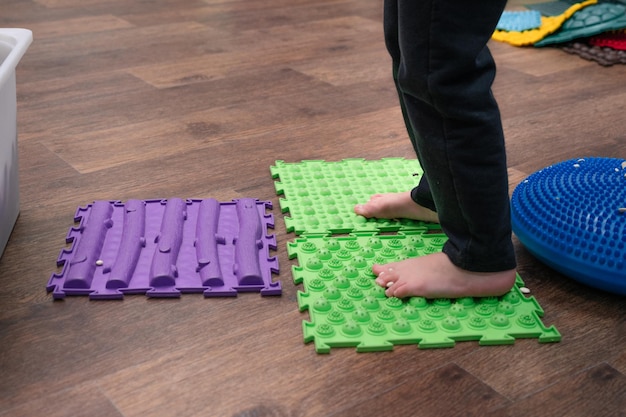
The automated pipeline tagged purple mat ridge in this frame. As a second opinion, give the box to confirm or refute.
[47,198,280,299]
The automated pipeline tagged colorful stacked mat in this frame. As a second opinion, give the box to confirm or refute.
[493,1,626,65]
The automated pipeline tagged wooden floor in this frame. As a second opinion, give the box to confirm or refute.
[1,1,625,416]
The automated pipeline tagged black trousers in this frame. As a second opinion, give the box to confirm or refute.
[384,0,516,272]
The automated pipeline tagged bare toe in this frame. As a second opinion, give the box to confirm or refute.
[373,265,398,287]
[354,203,372,217]
[386,280,409,298]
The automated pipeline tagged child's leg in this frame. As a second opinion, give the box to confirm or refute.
[358,0,517,298]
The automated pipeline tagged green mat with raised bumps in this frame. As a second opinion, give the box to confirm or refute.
[288,234,561,353]
[273,159,561,353]
[271,158,440,235]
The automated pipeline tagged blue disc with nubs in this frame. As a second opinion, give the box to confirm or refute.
[511,157,626,295]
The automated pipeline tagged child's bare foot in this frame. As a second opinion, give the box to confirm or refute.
[356,192,514,298]
[373,252,517,299]
[354,191,439,223]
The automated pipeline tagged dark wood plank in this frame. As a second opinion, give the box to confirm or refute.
[0,383,123,417]
[487,363,626,417]
[331,363,511,417]
[1,0,625,416]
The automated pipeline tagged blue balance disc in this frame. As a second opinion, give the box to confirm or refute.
[511,157,626,295]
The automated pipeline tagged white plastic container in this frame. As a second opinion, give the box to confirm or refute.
[0,29,32,259]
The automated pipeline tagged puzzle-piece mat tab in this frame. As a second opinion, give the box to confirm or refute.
[288,234,561,353]
[47,198,280,300]
[271,158,439,235]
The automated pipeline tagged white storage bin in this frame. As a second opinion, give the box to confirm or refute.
[0,29,32,259]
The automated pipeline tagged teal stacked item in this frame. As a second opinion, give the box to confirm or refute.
[528,0,626,16]
[288,234,561,353]
[535,3,626,46]
[527,0,586,16]
[273,158,561,352]
[511,157,626,295]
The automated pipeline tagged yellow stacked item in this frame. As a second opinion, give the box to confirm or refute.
[492,0,597,46]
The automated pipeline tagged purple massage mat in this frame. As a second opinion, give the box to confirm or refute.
[47,198,280,299]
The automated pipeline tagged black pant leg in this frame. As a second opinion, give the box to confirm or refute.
[384,0,516,272]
